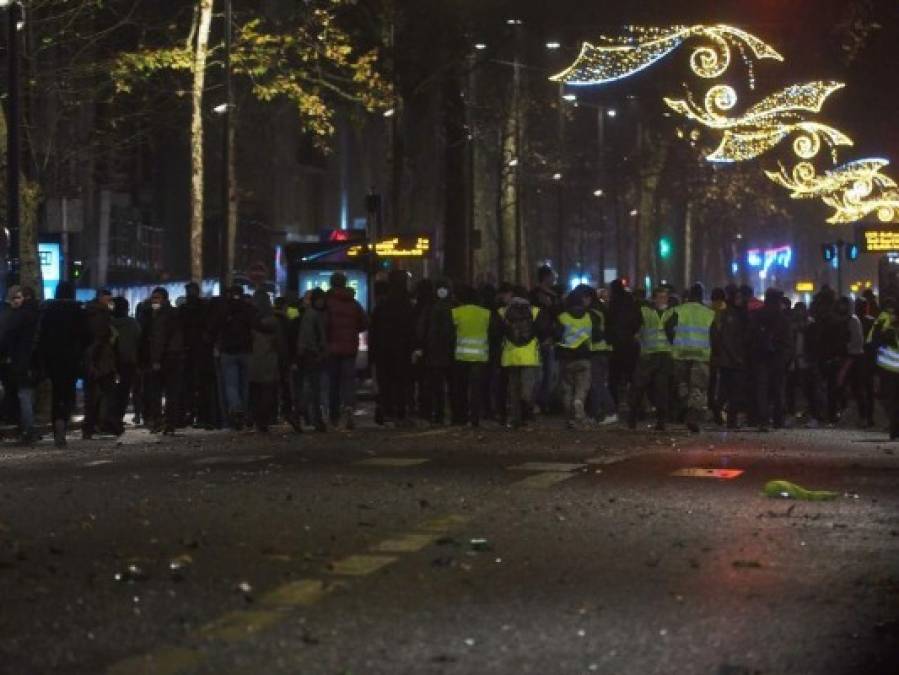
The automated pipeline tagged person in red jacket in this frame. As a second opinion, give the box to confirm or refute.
[325,272,368,429]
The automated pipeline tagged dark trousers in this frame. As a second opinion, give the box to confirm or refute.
[452,362,484,425]
[147,355,184,431]
[785,367,821,420]
[883,370,899,437]
[115,363,137,424]
[425,366,453,423]
[629,353,673,423]
[610,341,638,405]
[756,361,785,428]
[83,373,116,435]
[297,364,325,425]
[718,368,746,426]
[250,381,277,431]
[376,359,409,421]
[49,368,78,427]
[183,357,217,426]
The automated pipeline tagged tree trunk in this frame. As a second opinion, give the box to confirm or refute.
[190,0,214,283]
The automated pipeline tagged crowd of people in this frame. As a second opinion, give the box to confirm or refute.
[1,264,897,448]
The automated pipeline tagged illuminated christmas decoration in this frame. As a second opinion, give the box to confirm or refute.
[664,82,851,162]
[551,24,899,224]
[550,24,782,86]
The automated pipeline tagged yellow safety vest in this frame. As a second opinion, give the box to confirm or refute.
[867,311,891,344]
[451,304,491,363]
[556,312,592,351]
[589,308,612,352]
[639,305,673,355]
[499,306,541,367]
[672,302,715,362]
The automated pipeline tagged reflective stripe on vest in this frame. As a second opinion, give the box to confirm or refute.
[877,345,899,373]
[672,302,714,361]
[557,312,592,350]
[639,306,672,354]
[589,309,612,352]
[452,305,491,363]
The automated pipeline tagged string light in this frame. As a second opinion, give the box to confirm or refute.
[550,23,899,224]
[550,24,782,86]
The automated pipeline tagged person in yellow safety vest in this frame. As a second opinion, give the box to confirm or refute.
[671,283,716,433]
[866,307,892,345]
[498,287,543,429]
[873,302,899,439]
[451,284,494,427]
[628,287,676,431]
[578,285,617,425]
[554,288,594,428]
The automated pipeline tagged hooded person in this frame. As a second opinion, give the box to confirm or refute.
[416,279,455,424]
[369,269,416,426]
[38,281,88,446]
[248,290,286,433]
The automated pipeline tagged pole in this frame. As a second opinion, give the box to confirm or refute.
[7,2,20,286]
[219,0,232,290]
[836,238,844,298]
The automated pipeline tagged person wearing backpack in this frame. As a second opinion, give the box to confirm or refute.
[555,288,594,428]
[498,286,543,429]
[628,287,676,431]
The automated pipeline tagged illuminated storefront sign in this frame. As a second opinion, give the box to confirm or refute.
[862,228,899,253]
[795,281,815,293]
[347,236,431,258]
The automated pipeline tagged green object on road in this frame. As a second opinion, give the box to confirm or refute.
[763,480,838,501]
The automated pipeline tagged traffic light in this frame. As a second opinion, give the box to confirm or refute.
[845,243,860,261]
[822,244,837,263]
[70,259,84,282]
[658,236,673,260]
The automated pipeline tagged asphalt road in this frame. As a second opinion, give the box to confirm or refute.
[1,415,898,675]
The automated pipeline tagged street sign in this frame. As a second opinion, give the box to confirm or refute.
[862,227,899,253]
[347,236,431,258]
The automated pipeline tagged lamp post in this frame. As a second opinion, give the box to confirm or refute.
[2,0,21,287]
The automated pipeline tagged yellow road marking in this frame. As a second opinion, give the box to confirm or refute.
[418,514,470,533]
[259,579,329,608]
[507,461,586,472]
[198,610,284,641]
[107,646,204,675]
[371,533,437,553]
[328,554,398,576]
[354,457,430,467]
[512,471,578,489]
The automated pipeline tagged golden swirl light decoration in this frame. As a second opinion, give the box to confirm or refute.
[551,24,899,224]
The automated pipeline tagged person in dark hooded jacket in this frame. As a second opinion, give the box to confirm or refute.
[369,270,415,425]
[416,280,455,424]
[3,286,41,444]
[145,287,185,434]
[749,288,791,431]
[82,289,118,439]
[39,281,88,446]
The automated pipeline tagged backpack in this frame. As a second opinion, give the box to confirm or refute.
[505,301,535,347]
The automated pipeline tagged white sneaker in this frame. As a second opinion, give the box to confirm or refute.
[600,414,619,426]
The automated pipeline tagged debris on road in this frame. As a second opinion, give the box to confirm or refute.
[762,480,838,501]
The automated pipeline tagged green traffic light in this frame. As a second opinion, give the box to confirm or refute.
[658,236,673,260]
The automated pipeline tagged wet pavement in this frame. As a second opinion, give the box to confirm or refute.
[1,416,898,674]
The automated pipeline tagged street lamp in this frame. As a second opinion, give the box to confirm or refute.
[562,93,577,102]
[552,173,562,181]
[1,0,22,288]
[474,42,487,50]
[607,109,617,118]
[593,189,604,197]
[546,41,561,50]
